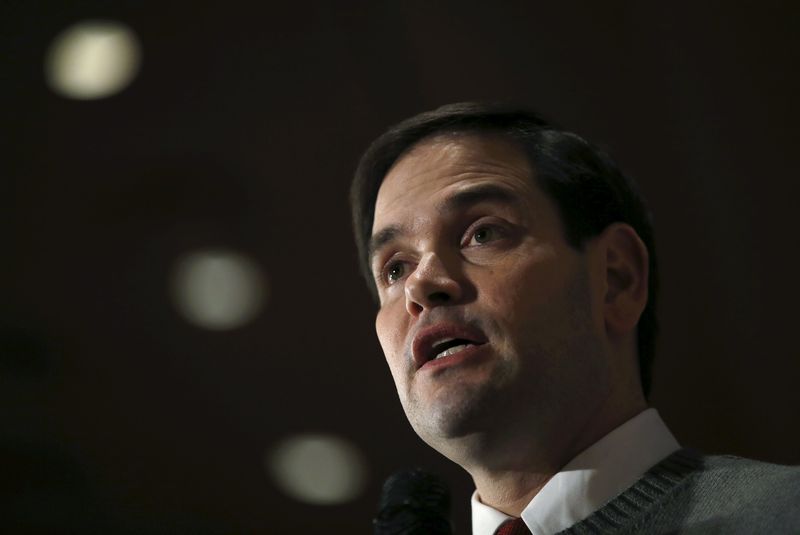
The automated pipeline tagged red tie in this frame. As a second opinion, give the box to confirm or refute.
[494,518,532,535]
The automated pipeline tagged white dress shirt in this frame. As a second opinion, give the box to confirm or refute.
[471,408,680,535]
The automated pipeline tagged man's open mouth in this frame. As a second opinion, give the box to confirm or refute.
[412,324,488,368]
[430,339,478,360]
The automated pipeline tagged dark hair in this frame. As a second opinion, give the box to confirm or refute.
[350,102,658,397]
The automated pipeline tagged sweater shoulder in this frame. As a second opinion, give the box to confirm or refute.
[702,452,800,474]
[691,452,800,505]
[664,451,800,533]
[562,449,800,534]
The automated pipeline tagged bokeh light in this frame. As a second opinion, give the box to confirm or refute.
[171,249,267,330]
[45,20,141,100]
[267,434,368,505]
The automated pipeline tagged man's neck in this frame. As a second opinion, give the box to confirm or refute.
[467,397,648,517]
[470,466,555,517]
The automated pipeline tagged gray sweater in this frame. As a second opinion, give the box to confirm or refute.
[561,449,800,534]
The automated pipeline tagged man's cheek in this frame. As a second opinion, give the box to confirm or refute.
[375,311,393,353]
[376,312,406,357]
[376,329,400,366]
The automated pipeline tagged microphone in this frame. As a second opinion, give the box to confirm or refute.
[373,468,452,535]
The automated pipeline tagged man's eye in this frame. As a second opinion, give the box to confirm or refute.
[469,226,497,245]
[386,261,405,283]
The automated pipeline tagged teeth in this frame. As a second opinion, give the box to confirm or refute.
[434,344,471,359]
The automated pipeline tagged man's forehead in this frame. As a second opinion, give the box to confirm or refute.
[368,134,544,268]
[389,133,530,182]
[373,133,534,218]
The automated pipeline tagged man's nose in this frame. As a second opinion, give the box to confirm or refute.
[405,252,463,316]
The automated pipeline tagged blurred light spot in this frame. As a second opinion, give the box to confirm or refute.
[268,434,367,505]
[45,20,141,100]
[171,249,267,330]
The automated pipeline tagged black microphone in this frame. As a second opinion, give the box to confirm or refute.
[373,468,452,535]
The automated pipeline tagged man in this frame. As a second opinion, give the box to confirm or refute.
[350,102,799,534]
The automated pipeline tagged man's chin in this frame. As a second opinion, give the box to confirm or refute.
[403,362,514,447]
[407,391,497,445]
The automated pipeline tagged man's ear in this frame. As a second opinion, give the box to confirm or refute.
[600,223,649,336]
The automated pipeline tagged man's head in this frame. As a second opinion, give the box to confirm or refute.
[350,102,656,462]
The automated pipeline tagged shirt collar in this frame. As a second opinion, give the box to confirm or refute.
[471,408,680,535]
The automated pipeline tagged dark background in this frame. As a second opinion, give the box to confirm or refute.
[3,1,799,533]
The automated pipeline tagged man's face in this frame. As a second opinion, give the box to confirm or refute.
[370,134,610,455]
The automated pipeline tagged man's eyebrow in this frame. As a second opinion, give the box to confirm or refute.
[367,183,524,265]
[368,225,404,266]
[439,183,523,214]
